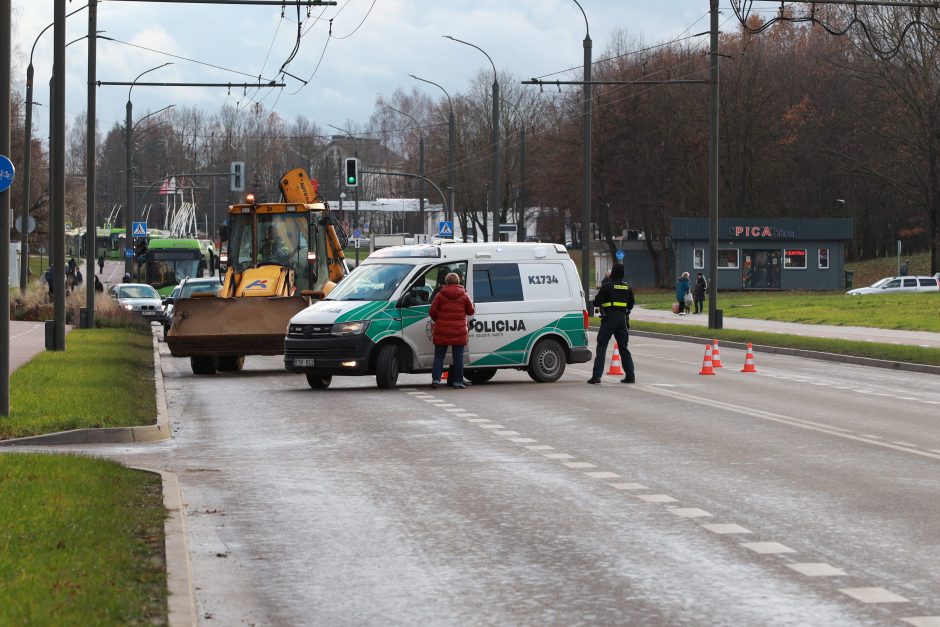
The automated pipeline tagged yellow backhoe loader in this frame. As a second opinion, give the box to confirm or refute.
[166,169,348,374]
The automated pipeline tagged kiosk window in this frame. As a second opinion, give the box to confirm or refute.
[473,264,523,303]
[818,248,829,269]
[784,249,807,269]
[717,249,739,269]
[693,248,705,269]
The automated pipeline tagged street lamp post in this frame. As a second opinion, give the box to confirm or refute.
[444,35,499,241]
[386,106,426,236]
[569,0,592,309]
[409,74,456,223]
[125,62,172,275]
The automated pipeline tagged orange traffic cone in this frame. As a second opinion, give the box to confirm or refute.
[607,343,625,376]
[741,343,758,373]
[711,339,723,368]
[699,344,716,375]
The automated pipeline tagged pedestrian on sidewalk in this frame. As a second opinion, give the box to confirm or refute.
[588,263,636,384]
[97,252,105,275]
[429,272,475,389]
[676,271,691,315]
[693,272,707,314]
[900,259,910,276]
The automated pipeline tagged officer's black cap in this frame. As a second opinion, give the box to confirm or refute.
[610,263,625,281]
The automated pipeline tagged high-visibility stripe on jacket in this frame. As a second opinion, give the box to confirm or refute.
[600,283,633,310]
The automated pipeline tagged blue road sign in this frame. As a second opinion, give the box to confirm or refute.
[124,248,134,258]
[438,221,454,237]
[615,249,625,261]
[353,228,362,239]
[132,221,148,237]
[0,155,15,193]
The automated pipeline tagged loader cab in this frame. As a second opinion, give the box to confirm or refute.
[223,205,330,293]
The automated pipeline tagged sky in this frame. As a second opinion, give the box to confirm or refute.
[11,1,717,139]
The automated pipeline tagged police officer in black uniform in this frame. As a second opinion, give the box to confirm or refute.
[588,262,636,384]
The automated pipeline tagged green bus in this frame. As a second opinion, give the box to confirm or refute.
[141,238,205,295]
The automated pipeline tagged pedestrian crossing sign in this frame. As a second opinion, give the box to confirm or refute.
[438,221,454,238]
[132,222,147,237]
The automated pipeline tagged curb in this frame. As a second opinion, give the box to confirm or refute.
[128,467,197,627]
[629,329,940,376]
[0,331,171,447]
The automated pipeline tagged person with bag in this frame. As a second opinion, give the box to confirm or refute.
[676,271,691,315]
[429,272,475,389]
[693,272,707,314]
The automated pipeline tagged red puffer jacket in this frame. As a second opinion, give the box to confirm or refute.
[429,283,475,346]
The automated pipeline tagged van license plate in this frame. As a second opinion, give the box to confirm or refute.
[294,358,315,367]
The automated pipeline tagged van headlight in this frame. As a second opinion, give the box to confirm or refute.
[331,321,370,336]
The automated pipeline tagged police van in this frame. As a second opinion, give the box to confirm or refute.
[284,242,592,389]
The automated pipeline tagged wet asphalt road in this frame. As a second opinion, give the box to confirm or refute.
[47,336,940,625]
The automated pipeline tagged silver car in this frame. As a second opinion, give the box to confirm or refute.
[846,275,940,295]
[111,283,166,322]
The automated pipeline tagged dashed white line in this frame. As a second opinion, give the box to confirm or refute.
[667,507,712,518]
[839,587,909,603]
[509,438,537,443]
[495,430,520,436]
[902,617,940,627]
[525,445,554,451]
[636,494,679,503]
[479,424,505,429]
[543,453,575,460]
[741,542,796,555]
[584,471,620,479]
[701,523,752,535]
[609,482,648,491]
[786,563,846,577]
[562,462,597,469]
[466,419,490,423]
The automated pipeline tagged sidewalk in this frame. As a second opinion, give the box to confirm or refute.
[630,305,940,350]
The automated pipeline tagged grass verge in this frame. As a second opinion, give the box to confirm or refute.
[634,290,940,333]
[0,453,166,624]
[0,328,156,439]
[628,320,940,367]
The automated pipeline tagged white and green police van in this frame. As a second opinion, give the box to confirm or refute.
[284,242,592,389]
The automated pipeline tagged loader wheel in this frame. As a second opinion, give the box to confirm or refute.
[375,344,400,389]
[527,339,565,383]
[217,355,245,372]
[305,373,332,389]
[190,356,217,375]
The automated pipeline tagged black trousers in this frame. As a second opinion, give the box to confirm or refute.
[591,314,635,380]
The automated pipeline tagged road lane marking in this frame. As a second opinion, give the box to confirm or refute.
[525,445,554,451]
[667,507,712,518]
[902,617,940,626]
[584,471,620,479]
[701,523,752,534]
[495,430,520,436]
[786,563,847,577]
[562,462,597,469]
[839,587,909,603]
[509,438,537,443]
[466,419,489,423]
[479,424,505,429]
[455,413,478,417]
[444,408,465,413]
[636,494,678,503]
[637,386,940,461]
[610,482,648,490]
[741,542,796,554]
[543,453,575,459]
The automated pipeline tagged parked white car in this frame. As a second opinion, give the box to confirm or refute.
[846,276,940,295]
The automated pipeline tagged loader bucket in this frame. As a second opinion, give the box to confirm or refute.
[166,295,309,357]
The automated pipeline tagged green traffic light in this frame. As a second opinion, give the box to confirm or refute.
[347,176,356,184]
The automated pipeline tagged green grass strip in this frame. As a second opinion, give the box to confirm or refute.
[628,320,940,367]
[0,453,166,624]
[1,329,156,439]
[634,290,940,333]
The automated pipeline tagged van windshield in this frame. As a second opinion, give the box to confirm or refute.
[327,264,413,301]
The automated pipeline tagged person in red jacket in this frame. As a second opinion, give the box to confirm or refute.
[429,272,475,389]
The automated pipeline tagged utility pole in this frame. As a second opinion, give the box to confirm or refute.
[52,0,67,350]
[84,0,97,328]
[707,0,721,329]
[1,0,12,414]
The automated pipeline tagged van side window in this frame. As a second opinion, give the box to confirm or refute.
[473,264,524,303]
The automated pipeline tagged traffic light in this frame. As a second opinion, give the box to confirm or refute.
[231,161,245,192]
[345,157,359,188]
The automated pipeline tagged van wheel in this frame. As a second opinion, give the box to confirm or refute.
[527,339,565,383]
[190,356,217,375]
[465,368,496,384]
[305,372,333,389]
[375,344,400,389]
[217,355,245,372]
